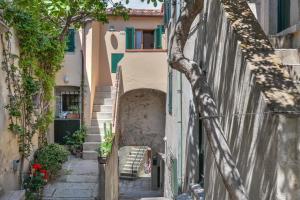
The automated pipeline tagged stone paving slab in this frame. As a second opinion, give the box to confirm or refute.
[119,178,163,200]
[42,156,99,200]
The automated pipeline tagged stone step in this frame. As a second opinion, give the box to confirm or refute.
[122,166,140,171]
[94,91,113,99]
[86,134,101,142]
[91,119,112,126]
[92,112,112,119]
[125,156,145,161]
[120,172,137,178]
[82,150,98,160]
[88,127,104,134]
[120,170,138,175]
[83,142,100,151]
[123,163,141,167]
[93,105,112,112]
[93,98,114,105]
[119,175,137,180]
[96,85,115,92]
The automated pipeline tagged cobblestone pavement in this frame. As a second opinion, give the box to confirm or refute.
[42,156,99,200]
[119,178,165,200]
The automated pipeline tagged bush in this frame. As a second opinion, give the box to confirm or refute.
[35,144,69,177]
[64,126,87,154]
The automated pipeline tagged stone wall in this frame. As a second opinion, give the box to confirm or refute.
[104,134,119,200]
[118,89,166,153]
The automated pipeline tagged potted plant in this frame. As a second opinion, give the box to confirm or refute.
[64,126,87,158]
[97,123,114,164]
[67,105,80,119]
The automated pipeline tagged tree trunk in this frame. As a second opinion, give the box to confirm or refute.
[168,0,249,199]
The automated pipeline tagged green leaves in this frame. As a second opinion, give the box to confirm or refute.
[35,144,69,177]
[98,123,114,157]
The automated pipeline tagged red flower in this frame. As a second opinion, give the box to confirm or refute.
[32,163,42,170]
[40,169,48,180]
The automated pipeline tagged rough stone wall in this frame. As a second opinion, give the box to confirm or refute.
[190,0,300,199]
[118,89,166,153]
[104,134,119,200]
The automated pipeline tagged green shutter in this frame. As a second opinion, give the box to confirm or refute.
[164,0,171,25]
[154,26,162,49]
[66,29,75,52]
[158,25,165,34]
[111,53,124,73]
[168,70,173,114]
[125,27,135,49]
[278,0,290,32]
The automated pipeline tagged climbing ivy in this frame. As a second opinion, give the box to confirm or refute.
[0,0,130,159]
[1,2,65,158]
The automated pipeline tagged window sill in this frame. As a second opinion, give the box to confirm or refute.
[125,49,167,52]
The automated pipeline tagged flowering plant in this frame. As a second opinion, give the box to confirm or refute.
[24,163,48,199]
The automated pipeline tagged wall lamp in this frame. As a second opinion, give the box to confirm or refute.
[108,25,116,32]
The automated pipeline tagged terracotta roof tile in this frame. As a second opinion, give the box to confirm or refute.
[107,8,163,17]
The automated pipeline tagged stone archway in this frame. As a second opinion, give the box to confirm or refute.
[118,89,166,153]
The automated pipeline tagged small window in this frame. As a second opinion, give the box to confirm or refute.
[66,29,75,52]
[126,26,163,50]
[278,0,290,32]
[62,93,80,112]
[55,87,80,119]
[134,30,155,49]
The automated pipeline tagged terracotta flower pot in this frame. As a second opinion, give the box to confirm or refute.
[98,156,107,164]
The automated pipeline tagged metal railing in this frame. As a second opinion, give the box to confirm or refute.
[112,65,122,128]
[131,147,146,177]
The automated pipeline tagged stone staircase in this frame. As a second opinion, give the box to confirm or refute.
[275,49,300,92]
[120,146,148,179]
[83,85,115,160]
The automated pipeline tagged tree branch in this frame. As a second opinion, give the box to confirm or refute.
[168,0,249,199]
[59,15,72,42]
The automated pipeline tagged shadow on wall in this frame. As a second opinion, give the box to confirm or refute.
[117,89,166,153]
[183,102,200,192]
[98,23,113,86]
[189,0,300,199]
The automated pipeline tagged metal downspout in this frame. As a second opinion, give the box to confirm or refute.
[80,23,86,127]
[178,72,183,191]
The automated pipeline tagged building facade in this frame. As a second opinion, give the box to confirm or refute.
[164,0,300,200]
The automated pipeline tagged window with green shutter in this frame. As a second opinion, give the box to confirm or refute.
[164,0,171,25]
[168,70,173,114]
[111,53,124,73]
[154,25,163,49]
[66,29,75,52]
[278,0,290,32]
[125,27,135,49]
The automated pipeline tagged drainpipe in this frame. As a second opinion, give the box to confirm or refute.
[177,73,183,191]
[81,49,84,127]
[80,23,86,127]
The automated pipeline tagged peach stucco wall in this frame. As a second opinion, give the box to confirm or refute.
[56,29,83,87]
[0,29,39,195]
[119,51,168,93]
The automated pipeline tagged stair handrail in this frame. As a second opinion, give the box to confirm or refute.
[131,147,145,177]
[112,65,122,128]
